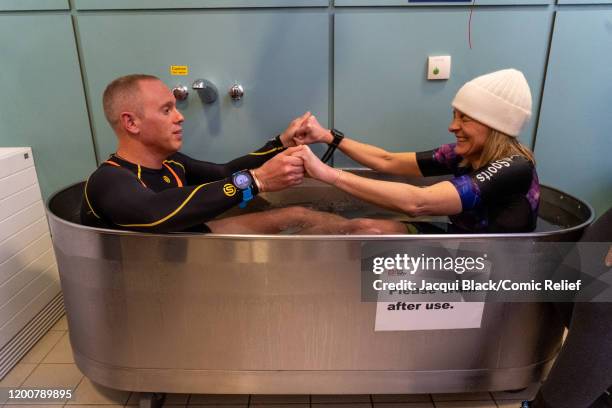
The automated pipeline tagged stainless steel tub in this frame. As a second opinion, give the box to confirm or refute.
[46,172,593,396]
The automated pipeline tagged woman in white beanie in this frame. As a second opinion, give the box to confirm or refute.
[293,69,540,233]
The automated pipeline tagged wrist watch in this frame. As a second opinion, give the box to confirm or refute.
[321,128,345,163]
[232,170,254,208]
[329,128,345,147]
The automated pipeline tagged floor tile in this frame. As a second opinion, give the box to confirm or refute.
[432,393,493,401]
[0,363,37,387]
[373,403,434,408]
[189,405,245,408]
[311,395,371,403]
[249,405,309,408]
[311,404,371,408]
[127,393,189,406]
[188,394,249,405]
[372,395,431,403]
[42,333,74,364]
[65,377,130,405]
[49,316,68,332]
[63,405,124,408]
[496,401,526,408]
[491,383,540,402]
[19,331,64,364]
[434,402,496,408]
[251,395,309,404]
[21,364,83,389]
[3,405,64,408]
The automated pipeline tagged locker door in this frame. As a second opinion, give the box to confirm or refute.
[0,14,96,199]
[77,10,329,161]
[535,10,612,215]
[334,9,551,167]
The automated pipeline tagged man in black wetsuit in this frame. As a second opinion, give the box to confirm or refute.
[82,74,403,234]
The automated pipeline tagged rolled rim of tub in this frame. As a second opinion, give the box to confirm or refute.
[47,174,594,240]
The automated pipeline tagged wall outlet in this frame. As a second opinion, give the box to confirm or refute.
[428,56,451,80]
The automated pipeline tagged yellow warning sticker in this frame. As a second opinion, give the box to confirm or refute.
[170,65,189,76]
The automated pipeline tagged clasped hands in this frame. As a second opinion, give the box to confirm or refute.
[252,112,340,192]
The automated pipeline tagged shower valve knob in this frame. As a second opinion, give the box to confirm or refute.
[172,85,189,101]
[192,79,218,104]
[229,84,244,101]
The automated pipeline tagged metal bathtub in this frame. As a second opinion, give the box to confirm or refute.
[46,172,593,397]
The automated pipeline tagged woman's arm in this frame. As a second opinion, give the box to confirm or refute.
[334,171,461,217]
[294,146,461,217]
[295,115,423,177]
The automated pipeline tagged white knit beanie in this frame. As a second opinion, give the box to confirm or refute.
[451,69,532,137]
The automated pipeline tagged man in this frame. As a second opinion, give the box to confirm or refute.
[82,74,400,234]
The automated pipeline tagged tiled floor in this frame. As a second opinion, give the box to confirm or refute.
[0,316,538,408]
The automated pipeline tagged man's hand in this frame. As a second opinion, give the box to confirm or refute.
[291,145,339,185]
[279,112,312,147]
[252,146,305,192]
[294,114,334,146]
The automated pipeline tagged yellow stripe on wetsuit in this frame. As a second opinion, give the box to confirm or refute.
[248,146,285,156]
[116,182,212,228]
[83,178,101,219]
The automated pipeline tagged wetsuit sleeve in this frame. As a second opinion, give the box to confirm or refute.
[172,137,286,184]
[449,155,535,211]
[416,143,462,176]
[84,166,250,233]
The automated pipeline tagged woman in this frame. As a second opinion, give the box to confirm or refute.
[294,69,540,233]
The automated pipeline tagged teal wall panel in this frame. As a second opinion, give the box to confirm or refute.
[75,0,327,10]
[0,0,68,11]
[334,9,551,167]
[0,15,96,199]
[335,0,551,6]
[558,0,612,4]
[535,10,612,215]
[77,11,329,162]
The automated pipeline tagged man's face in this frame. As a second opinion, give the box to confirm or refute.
[136,79,184,156]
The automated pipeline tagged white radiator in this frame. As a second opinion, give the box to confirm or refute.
[0,147,63,379]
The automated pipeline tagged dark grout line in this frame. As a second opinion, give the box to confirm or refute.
[531,6,557,154]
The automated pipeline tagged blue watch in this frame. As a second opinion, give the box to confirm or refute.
[232,171,254,208]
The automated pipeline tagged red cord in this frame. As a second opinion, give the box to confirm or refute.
[468,0,476,49]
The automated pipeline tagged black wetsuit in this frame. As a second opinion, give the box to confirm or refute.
[416,143,540,233]
[80,137,286,233]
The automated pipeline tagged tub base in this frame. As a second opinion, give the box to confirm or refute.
[75,349,554,395]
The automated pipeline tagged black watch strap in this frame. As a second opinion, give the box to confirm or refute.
[329,128,345,148]
[321,129,344,163]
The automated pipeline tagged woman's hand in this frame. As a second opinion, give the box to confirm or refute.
[279,112,312,147]
[291,145,340,185]
[294,114,334,146]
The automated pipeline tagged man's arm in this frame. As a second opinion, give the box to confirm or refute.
[176,112,313,184]
[84,166,247,233]
[173,137,286,184]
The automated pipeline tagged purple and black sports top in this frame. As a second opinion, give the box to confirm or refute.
[416,143,540,233]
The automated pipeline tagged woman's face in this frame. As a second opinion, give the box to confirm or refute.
[448,109,490,162]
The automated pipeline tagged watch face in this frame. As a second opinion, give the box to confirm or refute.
[233,171,253,190]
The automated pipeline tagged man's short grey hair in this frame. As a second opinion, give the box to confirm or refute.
[102,74,160,128]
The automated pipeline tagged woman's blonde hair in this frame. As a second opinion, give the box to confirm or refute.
[462,130,535,169]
